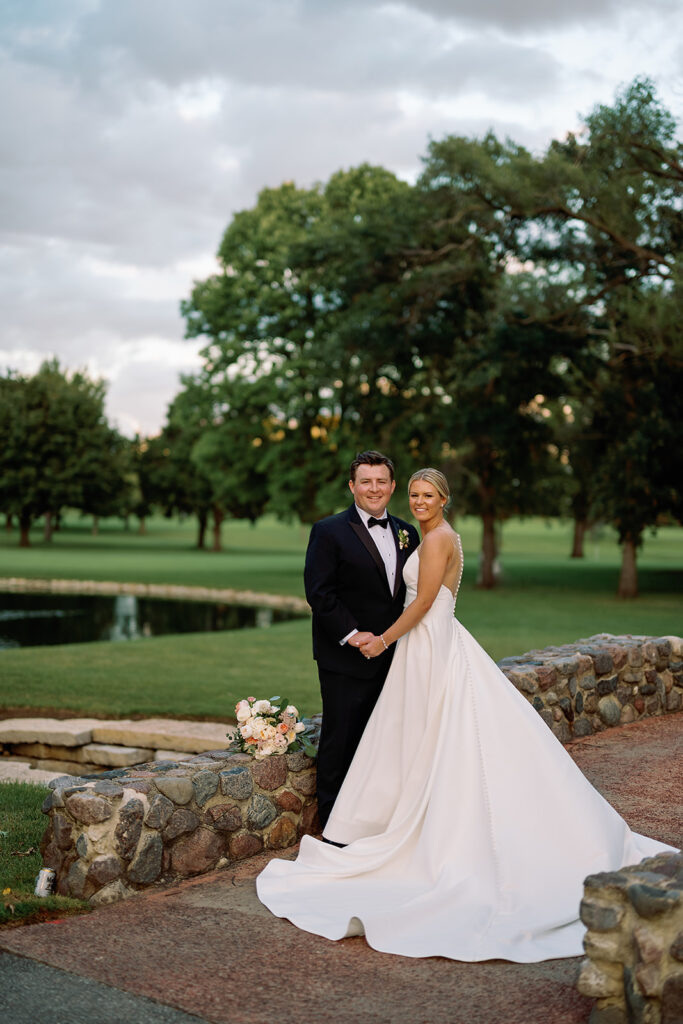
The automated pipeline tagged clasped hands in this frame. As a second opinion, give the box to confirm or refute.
[349,631,386,659]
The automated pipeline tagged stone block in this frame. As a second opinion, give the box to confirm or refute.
[91,718,233,753]
[593,652,614,676]
[82,744,154,767]
[228,832,263,861]
[145,794,175,830]
[246,794,277,829]
[579,674,597,691]
[154,777,194,805]
[573,717,593,737]
[628,883,680,918]
[298,801,320,838]
[597,676,618,696]
[671,932,683,962]
[266,816,297,849]
[115,798,145,860]
[52,812,73,851]
[0,718,100,746]
[284,749,313,770]
[127,834,163,885]
[204,803,242,832]
[536,666,557,691]
[598,696,622,727]
[661,974,683,1024]
[86,854,122,889]
[620,705,637,725]
[251,756,288,791]
[505,669,539,695]
[666,690,682,712]
[170,828,224,876]
[292,771,317,797]
[277,790,303,813]
[154,750,193,762]
[90,879,130,907]
[577,958,622,998]
[580,899,624,931]
[66,858,89,899]
[192,770,219,806]
[219,766,253,800]
[163,808,199,841]
[65,793,113,824]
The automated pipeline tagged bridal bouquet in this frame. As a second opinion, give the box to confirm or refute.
[231,696,316,760]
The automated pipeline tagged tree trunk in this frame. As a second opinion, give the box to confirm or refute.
[44,511,54,542]
[617,538,639,598]
[92,516,99,536]
[478,513,497,589]
[570,517,587,558]
[212,506,224,552]
[138,517,146,536]
[19,513,31,547]
[197,510,208,550]
[5,513,13,531]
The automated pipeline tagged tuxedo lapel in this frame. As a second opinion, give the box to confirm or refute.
[347,506,392,592]
[388,514,408,597]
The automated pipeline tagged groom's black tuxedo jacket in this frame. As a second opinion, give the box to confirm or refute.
[304,504,420,679]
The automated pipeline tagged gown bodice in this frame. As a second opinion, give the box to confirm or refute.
[403,532,464,609]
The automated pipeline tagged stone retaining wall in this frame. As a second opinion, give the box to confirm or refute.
[577,853,683,1024]
[40,718,322,906]
[499,633,683,743]
[39,634,681,905]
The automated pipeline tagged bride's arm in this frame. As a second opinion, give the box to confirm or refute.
[361,530,452,658]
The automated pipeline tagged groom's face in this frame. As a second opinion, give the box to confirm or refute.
[349,463,396,517]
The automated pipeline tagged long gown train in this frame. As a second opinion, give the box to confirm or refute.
[256,544,675,962]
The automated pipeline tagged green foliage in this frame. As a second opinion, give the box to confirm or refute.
[0,360,129,544]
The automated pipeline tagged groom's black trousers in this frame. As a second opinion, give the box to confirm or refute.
[316,667,386,830]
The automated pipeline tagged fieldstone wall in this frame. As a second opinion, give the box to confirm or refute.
[38,633,681,905]
[577,853,683,1024]
[40,718,321,906]
[500,634,683,744]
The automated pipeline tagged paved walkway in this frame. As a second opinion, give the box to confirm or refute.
[1,714,681,1024]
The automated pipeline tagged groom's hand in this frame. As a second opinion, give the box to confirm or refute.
[349,631,375,648]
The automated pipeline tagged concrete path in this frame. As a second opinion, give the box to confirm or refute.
[1,714,681,1024]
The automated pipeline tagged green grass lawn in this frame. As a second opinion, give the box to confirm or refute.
[0,782,88,926]
[1,514,681,720]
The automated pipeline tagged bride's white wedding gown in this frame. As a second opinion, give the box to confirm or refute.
[256,541,675,962]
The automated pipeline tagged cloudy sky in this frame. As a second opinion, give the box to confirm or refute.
[1,0,681,437]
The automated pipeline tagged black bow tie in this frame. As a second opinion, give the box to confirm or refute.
[367,516,388,528]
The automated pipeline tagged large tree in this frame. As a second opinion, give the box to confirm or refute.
[0,360,122,546]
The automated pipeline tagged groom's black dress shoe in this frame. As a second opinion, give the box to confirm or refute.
[322,837,347,848]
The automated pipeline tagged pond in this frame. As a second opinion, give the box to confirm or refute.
[0,592,306,649]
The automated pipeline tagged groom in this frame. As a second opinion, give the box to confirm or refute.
[304,450,419,830]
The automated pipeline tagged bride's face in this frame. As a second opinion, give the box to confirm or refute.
[409,480,444,526]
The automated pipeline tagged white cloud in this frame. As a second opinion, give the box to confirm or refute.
[0,0,680,436]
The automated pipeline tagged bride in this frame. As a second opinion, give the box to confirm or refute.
[256,468,675,962]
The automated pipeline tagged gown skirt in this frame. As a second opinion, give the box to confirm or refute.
[256,549,675,962]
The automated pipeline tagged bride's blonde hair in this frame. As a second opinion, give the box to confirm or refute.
[408,468,450,507]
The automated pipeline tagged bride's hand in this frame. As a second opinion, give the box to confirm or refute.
[360,636,387,659]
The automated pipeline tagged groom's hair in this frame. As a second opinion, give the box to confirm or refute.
[349,450,395,482]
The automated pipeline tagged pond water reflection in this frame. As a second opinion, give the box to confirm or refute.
[0,592,305,649]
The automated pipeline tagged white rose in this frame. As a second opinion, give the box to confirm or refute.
[285,705,299,718]
[240,723,253,739]
[253,699,272,715]
[294,722,306,733]
[235,701,252,723]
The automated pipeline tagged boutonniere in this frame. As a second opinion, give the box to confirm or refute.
[397,528,409,551]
